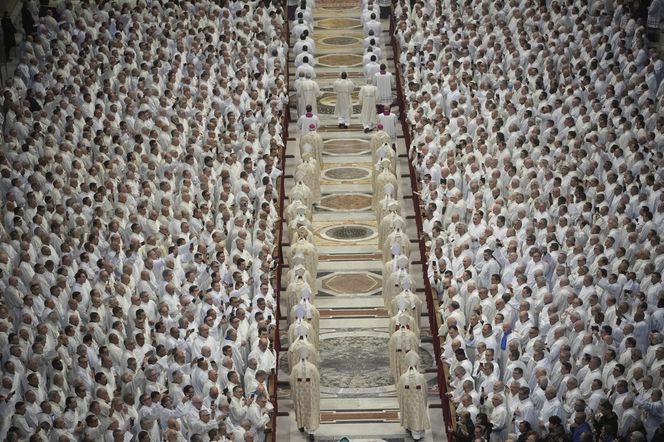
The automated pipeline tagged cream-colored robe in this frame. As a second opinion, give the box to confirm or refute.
[382,267,410,309]
[370,129,391,156]
[288,181,315,210]
[376,194,401,222]
[288,300,320,335]
[388,327,419,383]
[390,290,423,333]
[300,130,324,165]
[285,200,312,224]
[389,310,421,338]
[397,368,431,432]
[372,143,396,188]
[285,268,316,294]
[290,359,320,431]
[333,78,355,124]
[288,320,317,349]
[358,83,378,129]
[288,215,313,244]
[382,229,411,263]
[288,337,320,370]
[289,238,318,276]
[298,79,321,114]
[294,159,320,203]
[286,277,313,316]
[378,211,406,246]
[373,168,399,211]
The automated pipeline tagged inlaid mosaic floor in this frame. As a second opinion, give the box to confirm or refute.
[319,193,373,211]
[323,138,371,156]
[279,2,447,440]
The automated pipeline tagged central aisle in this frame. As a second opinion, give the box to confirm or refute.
[278,2,445,441]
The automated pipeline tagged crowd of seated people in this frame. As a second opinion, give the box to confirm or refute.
[0,0,290,440]
[393,0,664,441]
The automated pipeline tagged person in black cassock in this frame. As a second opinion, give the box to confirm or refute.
[1,11,17,61]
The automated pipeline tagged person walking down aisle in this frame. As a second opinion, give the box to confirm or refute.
[291,347,320,441]
[398,351,431,441]
[297,73,322,114]
[374,64,393,114]
[359,78,378,132]
[279,0,445,440]
[333,70,355,129]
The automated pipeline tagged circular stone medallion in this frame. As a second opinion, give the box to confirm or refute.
[325,225,374,240]
[320,36,360,46]
[318,53,363,67]
[317,93,363,115]
[319,92,360,107]
[320,193,372,211]
[317,18,362,30]
[321,272,382,294]
[323,167,370,181]
[324,139,370,155]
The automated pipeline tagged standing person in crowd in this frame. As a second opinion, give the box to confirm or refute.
[333,70,355,129]
[0,0,287,439]
[359,78,378,133]
[648,0,663,43]
[1,11,17,61]
[378,0,392,19]
[373,63,393,114]
[392,0,664,441]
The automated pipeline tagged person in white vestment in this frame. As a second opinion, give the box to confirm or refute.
[297,106,320,135]
[297,73,321,114]
[397,351,430,441]
[373,64,393,113]
[359,79,378,132]
[333,71,355,129]
[0,0,290,439]
[377,109,398,146]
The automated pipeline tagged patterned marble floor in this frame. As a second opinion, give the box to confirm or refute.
[279,3,446,441]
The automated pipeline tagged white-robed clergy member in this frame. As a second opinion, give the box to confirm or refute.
[359,78,378,132]
[390,279,423,332]
[397,350,430,441]
[289,227,319,279]
[299,125,324,164]
[294,147,321,203]
[379,200,406,245]
[333,70,355,129]
[297,73,321,114]
[290,346,320,441]
[373,63,393,113]
[297,105,320,135]
[383,253,411,308]
[376,182,399,221]
[488,393,509,442]
[288,323,320,370]
[389,314,420,383]
[376,109,398,146]
[373,142,396,185]
[374,158,399,211]
[288,288,320,338]
[370,123,391,155]
[383,224,411,263]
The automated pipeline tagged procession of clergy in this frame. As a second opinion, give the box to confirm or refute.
[1,0,664,441]
[288,0,430,440]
